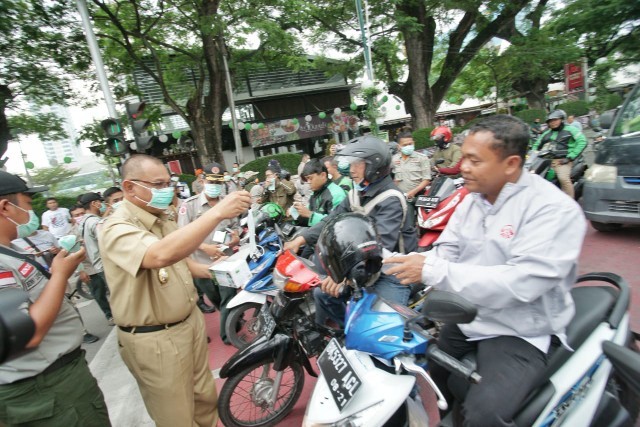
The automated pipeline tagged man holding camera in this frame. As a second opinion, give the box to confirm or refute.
[0,171,110,426]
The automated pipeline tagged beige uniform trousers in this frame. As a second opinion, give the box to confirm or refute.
[551,159,574,199]
[117,307,217,427]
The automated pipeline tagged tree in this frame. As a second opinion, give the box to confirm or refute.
[0,0,92,159]
[87,0,306,167]
[293,0,532,129]
[30,165,81,193]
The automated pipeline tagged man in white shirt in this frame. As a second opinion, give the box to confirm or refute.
[385,115,587,427]
[41,197,71,239]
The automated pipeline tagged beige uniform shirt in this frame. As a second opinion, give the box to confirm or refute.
[99,200,197,327]
[0,246,82,384]
[176,192,238,265]
[392,152,432,194]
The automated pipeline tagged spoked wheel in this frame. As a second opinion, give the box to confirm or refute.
[75,278,94,300]
[218,359,305,427]
[225,303,264,349]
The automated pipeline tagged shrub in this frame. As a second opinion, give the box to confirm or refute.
[179,174,196,188]
[555,100,589,117]
[240,153,302,180]
[514,109,547,124]
[412,127,435,150]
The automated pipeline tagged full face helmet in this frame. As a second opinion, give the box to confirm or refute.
[335,136,392,183]
[316,213,383,287]
[431,126,453,149]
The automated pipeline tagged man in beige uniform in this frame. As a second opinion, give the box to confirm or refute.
[99,155,250,427]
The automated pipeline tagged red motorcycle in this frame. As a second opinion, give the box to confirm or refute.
[415,175,469,251]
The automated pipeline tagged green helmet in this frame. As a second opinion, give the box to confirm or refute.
[256,202,285,226]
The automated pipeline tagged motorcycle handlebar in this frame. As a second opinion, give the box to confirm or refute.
[426,344,482,384]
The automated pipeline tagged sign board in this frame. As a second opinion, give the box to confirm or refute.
[564,63,584,93]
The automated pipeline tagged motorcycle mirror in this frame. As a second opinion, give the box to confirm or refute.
[422,290,477,324]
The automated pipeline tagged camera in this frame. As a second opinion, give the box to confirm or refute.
[0,288,36,364]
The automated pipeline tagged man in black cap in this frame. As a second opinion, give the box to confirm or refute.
[0,171,110,426]
[79,192,114,325]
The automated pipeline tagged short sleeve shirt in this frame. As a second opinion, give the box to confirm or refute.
[0,246,82,384]
[392,152,432,193]
[41,208,71,238]
[98,200,197,327]
[176,192,238,265]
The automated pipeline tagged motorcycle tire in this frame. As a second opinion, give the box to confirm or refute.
[75,278,95,300]
[218,359,305,427]
[225,302,264,349]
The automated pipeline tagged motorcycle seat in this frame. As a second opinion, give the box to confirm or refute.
[446,285,618,426]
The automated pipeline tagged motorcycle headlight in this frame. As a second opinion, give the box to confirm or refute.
[303,401,384,427]
[585,164,617,184]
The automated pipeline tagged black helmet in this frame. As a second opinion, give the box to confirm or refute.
[546,109,566,122]
[316,213,383,286]
[335,136,391,183]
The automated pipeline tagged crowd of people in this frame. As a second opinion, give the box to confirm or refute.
[0,111,592,427]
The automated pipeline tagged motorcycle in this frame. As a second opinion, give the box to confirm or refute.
[217,249,335,427]
[224,218,307,349]
[415,174,469,252]
[304,272,638,427]
[525,149,588,200]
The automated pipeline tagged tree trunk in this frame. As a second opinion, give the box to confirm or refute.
[513,76,549,110]
[0,85,13,159]
[395,1,437,130]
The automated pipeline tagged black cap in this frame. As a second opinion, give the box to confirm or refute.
[203,162,226,174]
[79,192,103,206]
[0,171,48,197]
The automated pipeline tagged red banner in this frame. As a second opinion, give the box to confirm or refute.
[167,160,182,175]
[564,63,584,93]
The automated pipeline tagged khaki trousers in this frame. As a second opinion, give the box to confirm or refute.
[117,308,217,427]
[551,159,574,198]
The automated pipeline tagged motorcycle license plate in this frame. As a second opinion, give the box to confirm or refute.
[258,304,276,338]
[415,195,440,209]
[317,339,362,411]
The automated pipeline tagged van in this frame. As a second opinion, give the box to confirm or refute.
[581,82,640,231]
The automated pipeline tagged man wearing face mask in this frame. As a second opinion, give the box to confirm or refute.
[431,125,463,176]
[78,192,113,325]
[0,171,111,426]
[392,131,432,213]
[99,155,251,426]
[102,186,124,217]
[284,136,418,327]
[178,173,240,344]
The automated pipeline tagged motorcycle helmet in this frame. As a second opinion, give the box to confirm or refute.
[546,109,566,122]
[431,126,453,147]
[255,202,285,226]
[335,136,391,183]
[316,213,383,287]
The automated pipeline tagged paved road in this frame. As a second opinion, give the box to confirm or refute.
[88,222,640,426]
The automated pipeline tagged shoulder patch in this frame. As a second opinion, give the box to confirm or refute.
[0,270,17,288]
[18,262,35,277]
[179,204,188,216]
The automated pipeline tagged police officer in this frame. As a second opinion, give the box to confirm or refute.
[392,131,431,218]
[177,173,240,344]
[0,171,110,426]
[99,155,250,426]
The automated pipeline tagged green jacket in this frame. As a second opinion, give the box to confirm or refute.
[533,124,587,160]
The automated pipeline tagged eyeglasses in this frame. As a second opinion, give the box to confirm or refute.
[129,179,175,189]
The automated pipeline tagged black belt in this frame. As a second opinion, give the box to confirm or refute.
[119,318,187,334]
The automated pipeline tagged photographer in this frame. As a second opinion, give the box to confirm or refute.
[0,171,110,426]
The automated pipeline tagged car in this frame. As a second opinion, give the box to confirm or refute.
[581,82,640,231]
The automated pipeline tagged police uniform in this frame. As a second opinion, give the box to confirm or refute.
[0,247,109,426]
[392,151,432,194]
[177,192,238,342]
[99,200,216,427]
